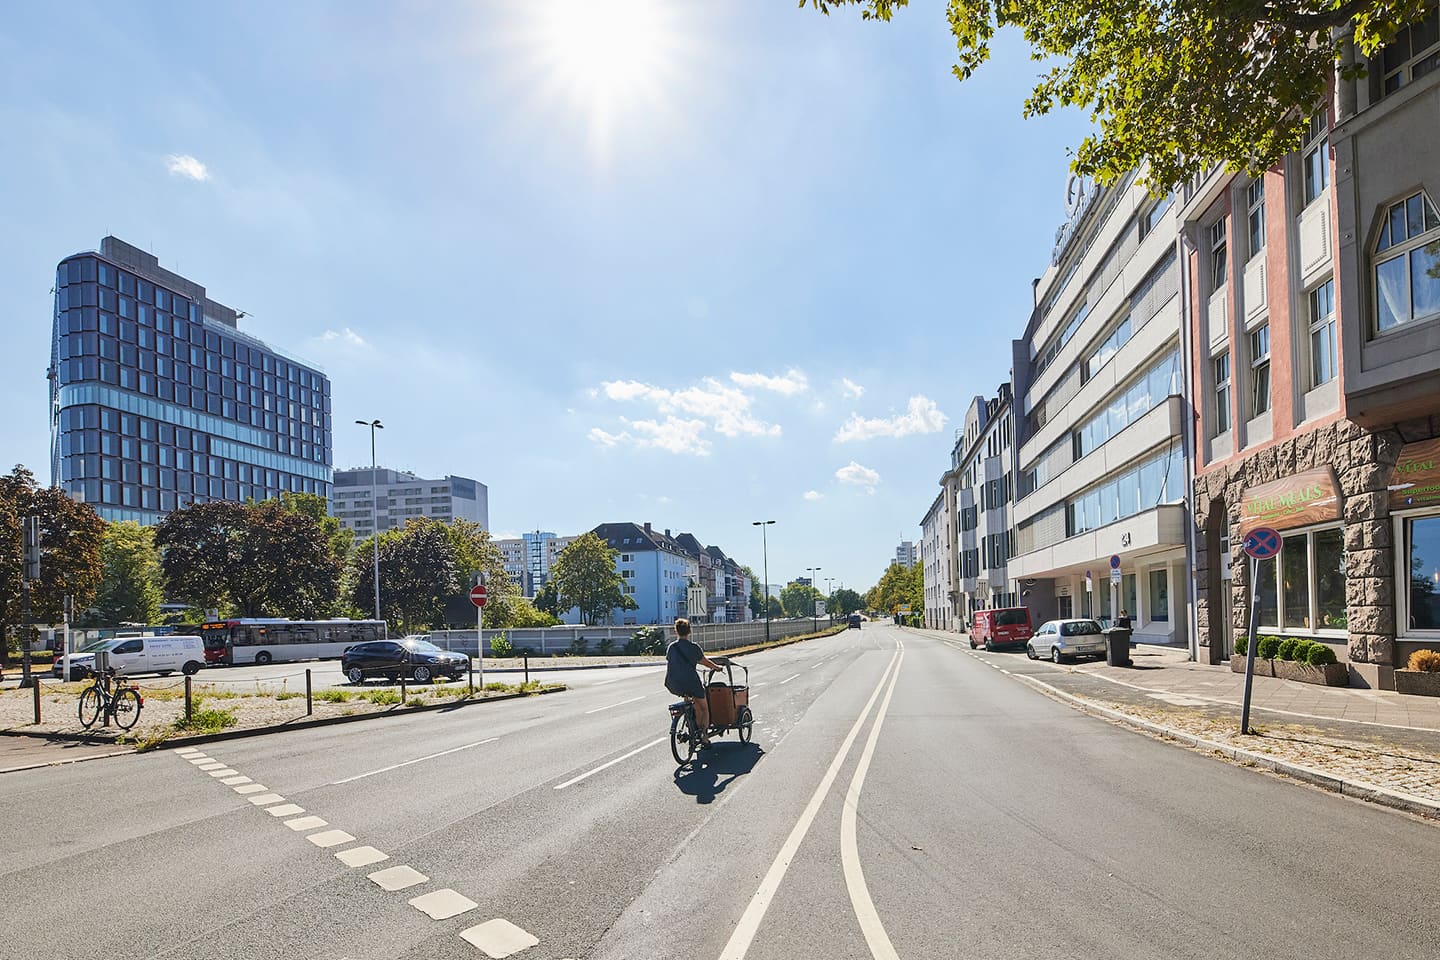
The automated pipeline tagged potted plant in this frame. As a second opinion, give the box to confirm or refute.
[1395,649,1440,697]
[1230,635,1348,686]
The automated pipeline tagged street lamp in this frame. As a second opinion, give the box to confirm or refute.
[752,520,775,645]
[355,419,384,622]
[808,566,823,633]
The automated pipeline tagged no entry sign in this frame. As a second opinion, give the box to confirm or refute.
[469,584,488,607]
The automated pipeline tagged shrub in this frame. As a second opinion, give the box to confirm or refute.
[598,637,615,655]
[1276,638,1300,661]
[317,689,350,703]
[1234,634,1248,656]
[1256,635,1282,659]
[1407,649,1440,672]
[624,627,665,655]
[364,688,401,705]
[174,707,237,734]
[490,632,513,658]
[1306,644,1339,666]
[569,636,590,656]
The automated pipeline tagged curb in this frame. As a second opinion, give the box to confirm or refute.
[0,750,133,775]
[1004,666,1440,821]
[0,685,567,757]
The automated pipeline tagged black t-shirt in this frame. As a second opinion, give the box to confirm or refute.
[665,637,704,693]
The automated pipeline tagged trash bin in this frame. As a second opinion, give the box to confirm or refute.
[1104,627,1132,667]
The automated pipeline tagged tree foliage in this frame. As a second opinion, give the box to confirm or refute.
[781,582,822,618]
[551,532,635,625]
[865,562,923,615]
[828,587,865,617]
[87,521,164,627]
[351,518,461,634]
[803,0,1433,187]
[156,500,341,619]
[0,466,106,664]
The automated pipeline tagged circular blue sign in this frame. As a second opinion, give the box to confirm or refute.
[1243,527,1282,560]
[1110,554,1121,570]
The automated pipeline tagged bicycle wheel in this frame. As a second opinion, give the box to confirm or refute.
[78,687,102,728]
[736,706,754,744]
[670,708,697,765]
[111,689,143,731]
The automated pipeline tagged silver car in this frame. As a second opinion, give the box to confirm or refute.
[1027,618,1107,663]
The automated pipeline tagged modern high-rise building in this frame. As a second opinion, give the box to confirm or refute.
[331,467,488,537]
[49,236,332,523]
[894,541,918,568]
[495,531,576,596]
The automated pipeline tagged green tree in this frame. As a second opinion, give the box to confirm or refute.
[86,521,164,626]
[444,519,531,627]
[280,491,353,566]
[0,466,106,666]
[534,580,562,617]
[551,532,635,625]
[804,0,1432,188]
[867,562,923,616]
[781,582,822,618]
[766,595,784,619]
[351,518,462,634]
[829,587,864,617]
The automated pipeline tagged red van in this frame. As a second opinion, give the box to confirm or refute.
[969,607,1033,651]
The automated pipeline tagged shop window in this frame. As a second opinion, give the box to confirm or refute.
[1122,573,1138,617]
[1373,190,1440,333]
[1256,557,1279,627]
[1254,527,1345,633]
[1250,323,1271,417]
[1148,569,1169,622]
[1406,516,1440,631]
[1282,533,1311,628]
[1314,528,1347,629]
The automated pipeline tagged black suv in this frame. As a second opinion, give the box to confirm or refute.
[341,638,469,685]
[848,614,862,629]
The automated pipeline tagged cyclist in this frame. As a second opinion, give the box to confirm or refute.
[665,618,725,748]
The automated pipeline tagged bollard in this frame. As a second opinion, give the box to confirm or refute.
[468,659,474,697]
[185,675,193,726]
[524,652,529,687]
[32,680,41,725]
[305,669,313,716]
[400,675,407,704]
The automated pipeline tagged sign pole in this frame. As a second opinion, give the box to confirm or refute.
[1241,555,1260,735]
[475,577,485,693]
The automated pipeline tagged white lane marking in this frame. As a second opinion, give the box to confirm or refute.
[369,865,428,891]
[307,829,356,848]
[809,662,824,670]
[234,784,268,795]
[592,677,626,686]
[221,776,252,785]
[196,761,227,771]
[841,643,905,960]
[187,757,214,765]
[718,646,902,960]
[173,748,202,755]
[460,918,540,957]
[267,803,306,817]
[284,816,328,831]
[410,888,479,921]
[248,794,285,805]
[553,737,667,790]
[585,695,646,715]
[336,846,389,868]
[332,737,500,785]
[779,674,801,685]
[207,768,240,778]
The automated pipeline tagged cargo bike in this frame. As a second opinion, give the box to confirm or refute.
[668,658,753,765]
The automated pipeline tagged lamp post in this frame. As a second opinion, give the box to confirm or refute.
[355,419,384,622]
[752,520,775,645]
[808,566,822,633]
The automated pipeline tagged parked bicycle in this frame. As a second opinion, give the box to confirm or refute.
[78,668,144,731]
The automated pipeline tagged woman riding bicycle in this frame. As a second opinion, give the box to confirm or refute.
[665,618,724,748]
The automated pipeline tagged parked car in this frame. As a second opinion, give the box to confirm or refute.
[847,614,862,629]
[1026,619,1107,663]
[969,607,1033,651]
[341,637,469,685]
[55,635,205,681]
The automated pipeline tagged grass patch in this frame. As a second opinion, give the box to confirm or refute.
[317,688,351,703]
[274,691,303,701]
[364,689,402,706]
[174,707,238,734]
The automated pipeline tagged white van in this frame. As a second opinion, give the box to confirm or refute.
[56,635,205,681]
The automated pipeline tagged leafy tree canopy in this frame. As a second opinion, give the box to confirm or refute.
[551,532,636,625]
[351,518,461,634]
[804,0,1432,187]
[781,582,822,618]
[86,521,164,627]
[829,587,865,617]
[865,562,923,616]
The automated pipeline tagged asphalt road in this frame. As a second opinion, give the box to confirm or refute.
[181,657,667,692]
[4,624,1439,960]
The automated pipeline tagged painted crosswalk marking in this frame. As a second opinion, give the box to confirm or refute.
[409,889,478,920]
[307,830,355,848]
[460,918,540,958]
[248,793,285,805]
[233,783,268,794]
[207,768,240,778]
[284,816,328,831]
[335,846,388,868]
[369,866,428,891]
[267,804,306,818]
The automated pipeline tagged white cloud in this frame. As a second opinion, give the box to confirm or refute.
[835,461,881,493]
[588,416,711,456]
[803,490,823,501]
[597,376,782,444]
[729,369,809,396]
[840,377,865,399]
[834,396,948,443]
[165,154,210,181]
[314,327,367,348]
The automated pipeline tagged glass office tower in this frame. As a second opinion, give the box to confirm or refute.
[49,236,332,523]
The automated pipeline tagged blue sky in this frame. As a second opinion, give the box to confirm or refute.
[0,1,1090,594]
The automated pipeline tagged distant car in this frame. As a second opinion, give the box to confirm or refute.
[847,614,862,629]
[1026,619,1107,663]
[341,638,469,685]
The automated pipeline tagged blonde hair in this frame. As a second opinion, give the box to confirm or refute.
[674,618,691,637]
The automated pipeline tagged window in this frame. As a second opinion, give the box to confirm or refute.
[1148,569,1169,622]
[1213,351,1232,435]
[1246,179,1266,257]
[1140,193,1174,238]
[1256,526,1346,633]
[1209,218,1228,289]
[1309,280,1338,386]
[1374,190,1440,333]
[1380,6,1440,95]
[1302,112,1329,207]
[1407,516,1440,630]
[1064,444,1182,536]
[1250,323,1271,417]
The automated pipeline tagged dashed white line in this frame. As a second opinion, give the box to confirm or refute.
[369,865,428,891]
[285,816,328,831]
[187,757,214,765]
[584,695,646,714]
[248,793,285,805]
[332,737,500,785]
[221,776,252,785]
[336,846,389,868]
[233,784,268,795]
[460,918,540,958]
[267,803,306,818]
[197,761,227,771]
[308,830,356,848]
[779,674,801,685]
[207,768,240,778]
[410,888,479,920]
[553,737,667,790]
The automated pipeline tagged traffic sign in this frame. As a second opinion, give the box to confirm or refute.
[1109,554,1121,570]
[1085,570,1093,592]
[1243,527,1282,560]
[1110,567,1122,585]
[469,584,488,607]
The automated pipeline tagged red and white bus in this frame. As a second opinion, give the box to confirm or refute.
[201,619,388,666]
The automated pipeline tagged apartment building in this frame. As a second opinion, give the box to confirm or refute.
[920,490,952,630]
[574,523,752,625]
[331,467,488,536]
[1009,169,1189,645]
[1188,6,1440,688]
[894,541,918,568]
[495,532,577,596]
[952,387,1017,626]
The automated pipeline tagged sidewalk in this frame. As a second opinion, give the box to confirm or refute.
[914,627,1440,818]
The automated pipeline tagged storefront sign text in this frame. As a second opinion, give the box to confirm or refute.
[1389,437,1440,510]
[1239,466,1342,535]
